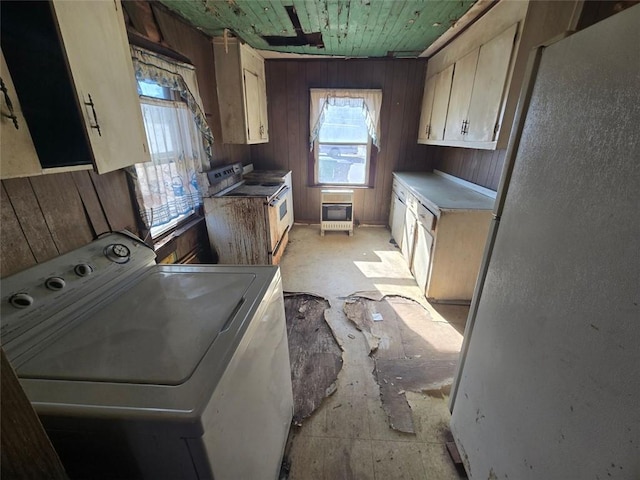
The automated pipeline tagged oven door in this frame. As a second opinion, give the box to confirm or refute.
[267,186,290,253]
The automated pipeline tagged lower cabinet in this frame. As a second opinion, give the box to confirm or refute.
[419,209,492,302]
[411,222,434,294]
[389,172,494,303]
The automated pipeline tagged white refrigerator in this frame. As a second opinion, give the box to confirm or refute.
[450,5,640,479]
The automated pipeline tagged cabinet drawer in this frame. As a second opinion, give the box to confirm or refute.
[406,194,419,214]
[417,203,437,232]
[392,179,408,203]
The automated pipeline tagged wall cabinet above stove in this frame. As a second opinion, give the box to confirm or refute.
[418,0,582,150]
[0,0,150,180]
[213,38,269,144]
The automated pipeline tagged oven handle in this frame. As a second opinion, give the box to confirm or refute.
[268,185,290,207]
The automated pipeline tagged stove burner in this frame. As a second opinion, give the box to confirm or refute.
[261,182,282,187]
[244,181,260,186]
[226,192,249,196]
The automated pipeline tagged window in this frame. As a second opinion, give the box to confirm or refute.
[309,89,382,187]
[317,104,369,184]
[135,91,203,238]
[128,46,214,241]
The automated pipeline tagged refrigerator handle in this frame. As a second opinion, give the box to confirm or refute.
[448,46,546,413]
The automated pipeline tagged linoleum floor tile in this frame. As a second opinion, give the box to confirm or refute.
[371,440,427,480]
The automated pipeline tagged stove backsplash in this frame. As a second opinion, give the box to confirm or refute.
[203,163,244,197]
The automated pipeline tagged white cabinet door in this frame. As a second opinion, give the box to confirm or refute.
[466,23,518,142]
[429,64,454,141]
[401,207,417,265]
[53,0,149,174]
[243,69,263,143]
[0,50,41,179]
[390,195,406,249]
[412,223,434,294]
[417,74,436,142]
[215,39,268,144]
[444,48,479,141]
[258,72,269,141]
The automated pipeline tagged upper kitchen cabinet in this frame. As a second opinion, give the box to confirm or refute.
[443,48,481,143]
[443,24,518,144]
[1,51,41,179]
[418,0,583,150]
[417,64,453,142]
[213,38,269,144]
[0,0,149,180]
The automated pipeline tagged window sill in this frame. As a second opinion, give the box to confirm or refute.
[152,214,203,251]
[308,184,374,189]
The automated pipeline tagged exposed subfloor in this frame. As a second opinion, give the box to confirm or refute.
[279,224,469,479]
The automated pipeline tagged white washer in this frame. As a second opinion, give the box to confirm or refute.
[1,232,293,479]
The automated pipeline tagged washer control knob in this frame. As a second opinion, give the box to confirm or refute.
[9,293,34,309]
[104,243,131,264]
[45,277,66,291]
[74,263,93,277]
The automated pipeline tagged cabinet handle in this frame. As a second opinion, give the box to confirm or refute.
[259,125,264,137]
[0,77,19,130]
[460,121,465,135]
[84,94,102,136]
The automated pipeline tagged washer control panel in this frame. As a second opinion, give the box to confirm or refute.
[0,232,156,350]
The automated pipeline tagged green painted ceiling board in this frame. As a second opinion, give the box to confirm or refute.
[349,0,373,56]
[291,0,314,35]
[355,1,379,56]
[337,0,351,43]
[364,0,396,56]
[384,0,415,54]
[159,0,477,58]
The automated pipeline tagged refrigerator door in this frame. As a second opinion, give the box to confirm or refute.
[450,5,640,480]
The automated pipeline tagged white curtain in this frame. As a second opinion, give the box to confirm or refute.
[130,45,213,172]
[132,98,204,229]
[309,88,383,149]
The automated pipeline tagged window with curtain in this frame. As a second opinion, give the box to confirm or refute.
[129,46,214,240]
[309,89,382,187]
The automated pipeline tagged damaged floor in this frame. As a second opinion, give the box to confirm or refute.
[279,225,469,479]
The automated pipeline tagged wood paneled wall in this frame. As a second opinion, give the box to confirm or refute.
[431,146,506,191]
[1,170,138,278]
[250,58,433,225]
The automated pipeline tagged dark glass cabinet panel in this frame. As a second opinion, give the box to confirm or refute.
[1,1,93,169]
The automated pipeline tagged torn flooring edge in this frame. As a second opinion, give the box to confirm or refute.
[283,293,343,426]
[343,294,463,434]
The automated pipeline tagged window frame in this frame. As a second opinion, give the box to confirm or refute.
[308,89,381,188]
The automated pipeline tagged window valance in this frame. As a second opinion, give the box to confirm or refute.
[309,88,382,150]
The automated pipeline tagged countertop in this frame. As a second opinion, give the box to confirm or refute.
[393,172,495,211]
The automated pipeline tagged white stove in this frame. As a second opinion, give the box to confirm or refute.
[1,232,293,479]
[204,163,293,265]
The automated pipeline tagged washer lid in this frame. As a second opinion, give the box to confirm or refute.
[17,270,256,386]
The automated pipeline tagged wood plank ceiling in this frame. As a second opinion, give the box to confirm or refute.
[159,0,476,57]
